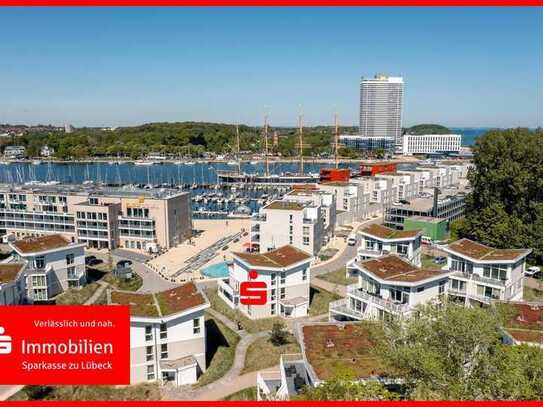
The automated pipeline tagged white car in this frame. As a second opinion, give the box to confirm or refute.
[526,266,541,277]
[347,234,357,246]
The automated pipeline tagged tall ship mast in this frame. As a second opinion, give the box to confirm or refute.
[236,124,241,174]
[264,114,270,177]
[334,113,340,169]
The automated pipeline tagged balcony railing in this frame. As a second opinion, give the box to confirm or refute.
[347,284,410,314]
[451,271,506,287]
[329,298,366,319]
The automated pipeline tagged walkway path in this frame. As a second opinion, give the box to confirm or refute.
[84,280,109,305]
[311,277,347,297]
[311,216,382,277]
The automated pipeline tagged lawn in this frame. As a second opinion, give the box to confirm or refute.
[421,254,442,269]
[318,267,356,286]
[309,286,341,316]
[204,288,281,333]
[223,387,257,400]
[55,282,101,305]
[524,286,543,302]
[242,333,301,374]
[195,315,240,387]
[9,384,160,400]
[103,272,143,292]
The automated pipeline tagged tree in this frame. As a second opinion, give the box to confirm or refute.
[297,367,399,400]
[459,128,543,263]
[377,302,543,400]
[269,322,289,346]
[405,124,450,135]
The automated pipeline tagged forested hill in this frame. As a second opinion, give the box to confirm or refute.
[11,121,358,159]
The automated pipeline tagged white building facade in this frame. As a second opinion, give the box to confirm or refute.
[442,238,531,304]
[110,283,209,386]
[218,245,313,319]
[360,74,404,148]
[330,255,451,322]
[402,134,462,155]
[9,234,86,302]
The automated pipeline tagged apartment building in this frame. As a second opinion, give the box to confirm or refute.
[317,181,377,224]
[0,184,192,253]
[282,189,336,240]
[329,255,451,321]
[3,145,25,159]
[0,263,26,305]
[251,200,324,256]
[442,238,531,304]
[402,134,462,156]
[357,224,422,266]
[360,74,404,148]
[8,234,86,302]
[218,245,312,319]
[109,282,209,386]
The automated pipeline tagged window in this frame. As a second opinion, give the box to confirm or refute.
[483,266,507,281]
[289,236,293,244]
[35,256,45,269]
[67,266,77,279]
[303,236,310,246]
[146,365,155,381]
[450,279,466,293]
[289,215,293,223]
[280,272,286,284]
[416,286,425,293]
[477,285,501,300]
[303,226,309,235]
[451,259,473,274]
[289,225,293,233]
[271,288,276,301]
[280,287,286,299]
[271,303,276,315]
[396,244,409,256]
[32,275,47,287]
[66,253,74,265]
[160,323,167,339]
[160,343,168,359]
[302,269,307,281]
[439,280,446,295]
[193,318,201,334]
[145,325,153,342]
[270,273,276,286]
[146,346,153,361]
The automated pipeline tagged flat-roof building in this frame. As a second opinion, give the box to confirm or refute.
[0,183,192,253]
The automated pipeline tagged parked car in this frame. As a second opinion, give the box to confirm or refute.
[434,256,447,265]
[347,233,357,246]
[526,266,541,277]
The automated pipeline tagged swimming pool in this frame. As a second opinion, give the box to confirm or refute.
[201,262,230,278]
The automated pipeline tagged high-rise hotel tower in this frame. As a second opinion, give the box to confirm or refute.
[359,74,404,149]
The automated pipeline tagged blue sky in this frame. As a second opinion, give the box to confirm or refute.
[0,7,542,128]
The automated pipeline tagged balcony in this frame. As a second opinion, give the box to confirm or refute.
[452,271,506,287]
[303,218,316,225]
[252,214,267,222]
[347,284,410,314]
[329,298,365,320]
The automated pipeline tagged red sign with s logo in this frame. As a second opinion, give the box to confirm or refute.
[239,270,268,305]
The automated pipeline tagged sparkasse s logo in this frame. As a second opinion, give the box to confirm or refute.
[0,326,12,355]
[239,270,267,305]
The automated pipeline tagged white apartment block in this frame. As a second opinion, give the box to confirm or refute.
[282,189,337,240]
[402,134,462,156]
[0,184,192,253]
[109,282,209,386]
[3,145,26,159]
[40,145,55,157]
[0,263,26,305]
[360,74,404,148]
[357,223,422,266]
[8,234,86,303]
[317,181,378,225]
[251,200,325,256]
[330,254,451,322]
[442,238,531,304]
[218,245,313,319]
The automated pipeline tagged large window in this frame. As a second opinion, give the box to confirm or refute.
[359,277,379,295]
[146,346,153,361]
[146,365,155,381]
[34,256,45,269]
[160,343,168,359]
[477,285,501,300]
[160,323,167,339]
[396,243,409,256]
[451,259,473,274]
[483,265,507,281]
[145,325,153,342]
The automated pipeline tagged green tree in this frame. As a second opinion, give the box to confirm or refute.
[297,367,399,400]
[459,128,543,263]
[405,124,450,135]
[378,302,543,400]
[269,322,289,346]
